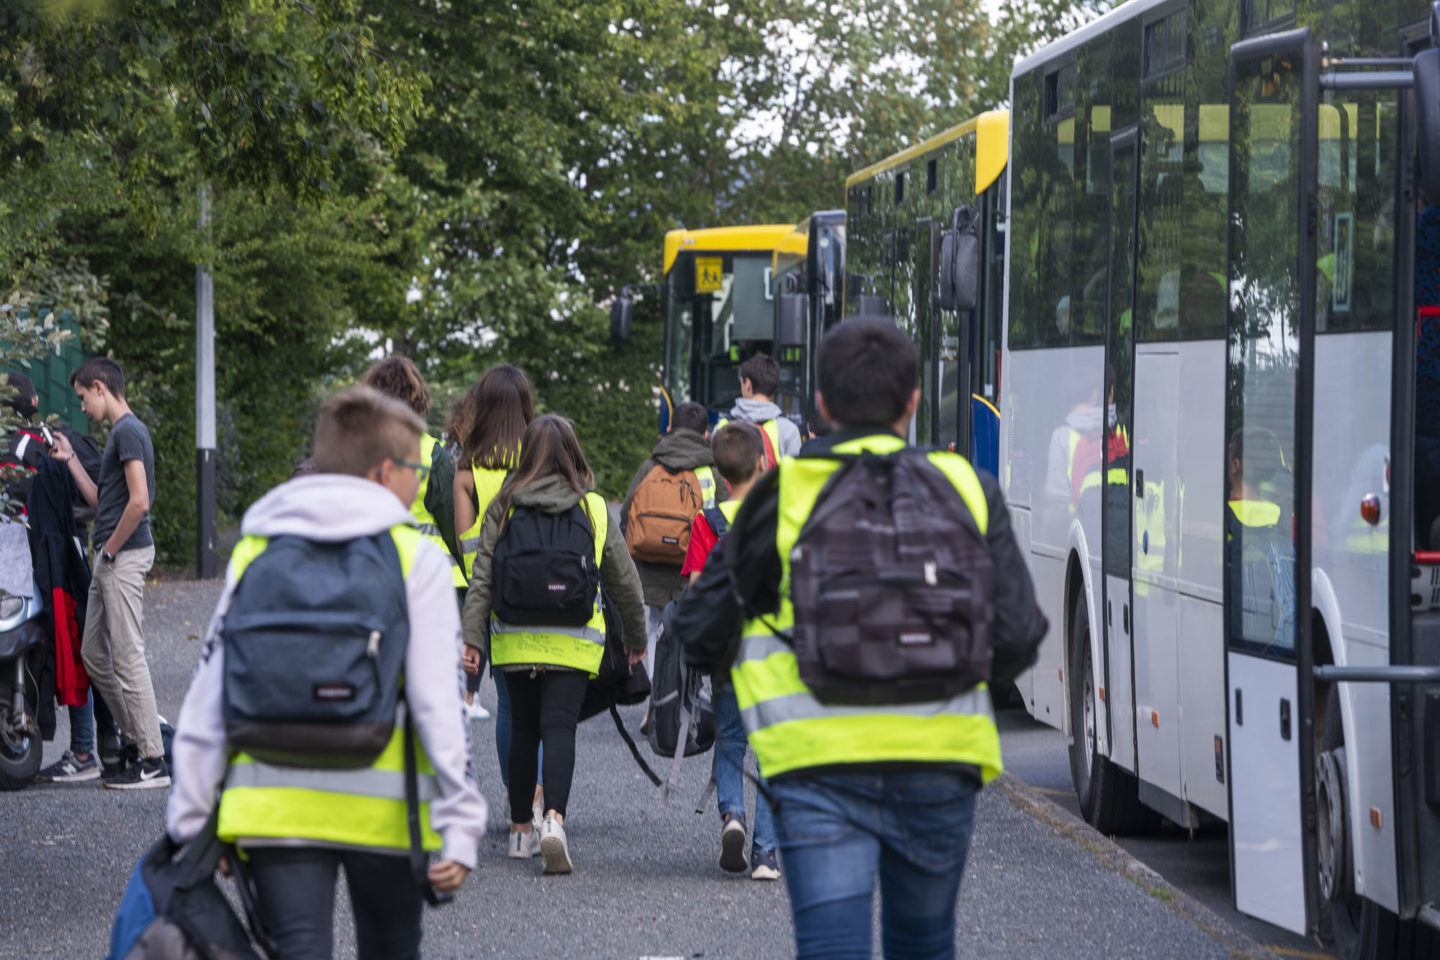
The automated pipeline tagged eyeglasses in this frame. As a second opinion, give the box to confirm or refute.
[393,459,431,481]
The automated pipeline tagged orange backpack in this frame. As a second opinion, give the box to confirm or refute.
[625,464,705,565]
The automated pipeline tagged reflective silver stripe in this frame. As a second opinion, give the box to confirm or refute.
[741,687,994,733]
[416,523,441,538]
[490,618,604,646]
[460,535,481,554]
[736,633,792,664]
[224,762,440,803]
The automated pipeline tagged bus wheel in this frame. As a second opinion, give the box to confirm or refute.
[1317,686,1354,935]
[1067,594,1155,835]
[1321,687,1440,960]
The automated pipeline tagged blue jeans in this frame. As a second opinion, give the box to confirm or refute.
[492,667,540,790]
[713,682,775,854]
[771,771,980,960]
[67,689,118,756]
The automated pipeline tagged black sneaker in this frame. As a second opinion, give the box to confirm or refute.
[104,755,170,790]
[102,741,138,781]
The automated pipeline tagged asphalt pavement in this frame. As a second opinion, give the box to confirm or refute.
[1,578,1282,958]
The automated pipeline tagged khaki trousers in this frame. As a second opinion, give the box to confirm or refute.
[81,546,161,758]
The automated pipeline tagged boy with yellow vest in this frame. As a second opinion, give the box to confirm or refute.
[167,387,486,960]
[674,319,1046,959]
[681,423,778,880]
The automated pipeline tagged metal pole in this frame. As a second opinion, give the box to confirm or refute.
[196,182,218,579]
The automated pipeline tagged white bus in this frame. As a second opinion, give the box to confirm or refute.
[992,0,1440,954]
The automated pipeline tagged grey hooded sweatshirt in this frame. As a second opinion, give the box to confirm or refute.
[462,475,647,658]
[166,475,487,870]
[619,428,728,606]
[726,397,802,459]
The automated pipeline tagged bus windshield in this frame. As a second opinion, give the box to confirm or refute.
[664,250,776,414]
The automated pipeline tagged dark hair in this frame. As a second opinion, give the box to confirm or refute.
[69,357,125,398]
[739,354,780,398]
[312,386,426,477]
[816,318,917,426]
[712,422,764,487]
[461,364,535,470]
[670,401,709,435]
[3,372,37,418]
[495,414,594,524]
[362,356,430,417]
[807,408,832,439]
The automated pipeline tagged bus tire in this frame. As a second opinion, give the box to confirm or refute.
[1322,687,1440,960]
[1067,593,1156,835]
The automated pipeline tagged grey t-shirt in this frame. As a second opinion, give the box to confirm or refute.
[94,414,156,552]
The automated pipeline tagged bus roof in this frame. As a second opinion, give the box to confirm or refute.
[844,109,1009,196]
[1012,0,1165,77]
[663,225,796,276]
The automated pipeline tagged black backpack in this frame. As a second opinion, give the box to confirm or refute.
[779,448,995,705]
[221,533,409,769]
[491,501,601,627]
[648,599,715,759]
[108,808,271,960]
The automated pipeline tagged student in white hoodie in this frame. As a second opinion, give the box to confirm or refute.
[166,386,487,960]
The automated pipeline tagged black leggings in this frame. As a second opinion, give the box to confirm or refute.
[506,668,588,823]
[246,847,422,960]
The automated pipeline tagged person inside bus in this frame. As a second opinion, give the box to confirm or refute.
[1224,426,1295,651]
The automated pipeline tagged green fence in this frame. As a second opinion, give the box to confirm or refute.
[5,308,89,433]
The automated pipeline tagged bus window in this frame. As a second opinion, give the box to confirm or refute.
[1314,95,1397,333]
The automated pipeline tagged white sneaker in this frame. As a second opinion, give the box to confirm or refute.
[466,700,490,722]
[532,800,544,833]
[540,815,572,874]
[508,828,540,859]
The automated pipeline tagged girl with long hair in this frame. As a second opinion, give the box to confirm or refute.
[461,415,646,873]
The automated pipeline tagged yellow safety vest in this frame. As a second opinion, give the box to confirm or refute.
[715,498,742,525]
[694,465,719,510]
[732,432,1003,782]
[217,526,441,853]
[717,417,783,466]
[460,463,513,580]
[413,435,466,588]
[490,491,610,677]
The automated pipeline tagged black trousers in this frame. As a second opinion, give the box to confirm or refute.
[505,668,588,823]
[246,847,423,960]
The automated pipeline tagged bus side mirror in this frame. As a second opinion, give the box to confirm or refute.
[938,205,980,313]
[610,295,634,343]
[1415,49,1440,203]
[777,293,808,348]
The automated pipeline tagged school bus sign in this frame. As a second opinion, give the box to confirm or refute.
[695,257,724,293]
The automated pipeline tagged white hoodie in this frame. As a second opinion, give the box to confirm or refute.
[165,474,487,870]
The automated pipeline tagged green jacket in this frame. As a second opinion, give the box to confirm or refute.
[462,475,647,654]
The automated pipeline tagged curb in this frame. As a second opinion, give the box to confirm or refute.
[995,773,1284,960]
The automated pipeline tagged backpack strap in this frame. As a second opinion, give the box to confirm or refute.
[610,703,661,786]
[404,703,452,908]
[701,505,729,540]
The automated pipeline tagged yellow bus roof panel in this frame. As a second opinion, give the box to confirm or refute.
[663,225,796,275]
[845,109,1010,197]
[772,220,810,274]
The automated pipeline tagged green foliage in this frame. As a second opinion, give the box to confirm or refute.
[2,0,1104,560]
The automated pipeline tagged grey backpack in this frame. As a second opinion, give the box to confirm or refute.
[783,448,995,705]
[221,533,409,769]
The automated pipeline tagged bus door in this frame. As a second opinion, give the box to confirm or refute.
[1103,127,1140,776]
[915,217,941,446]
[1223,28,1318,936]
